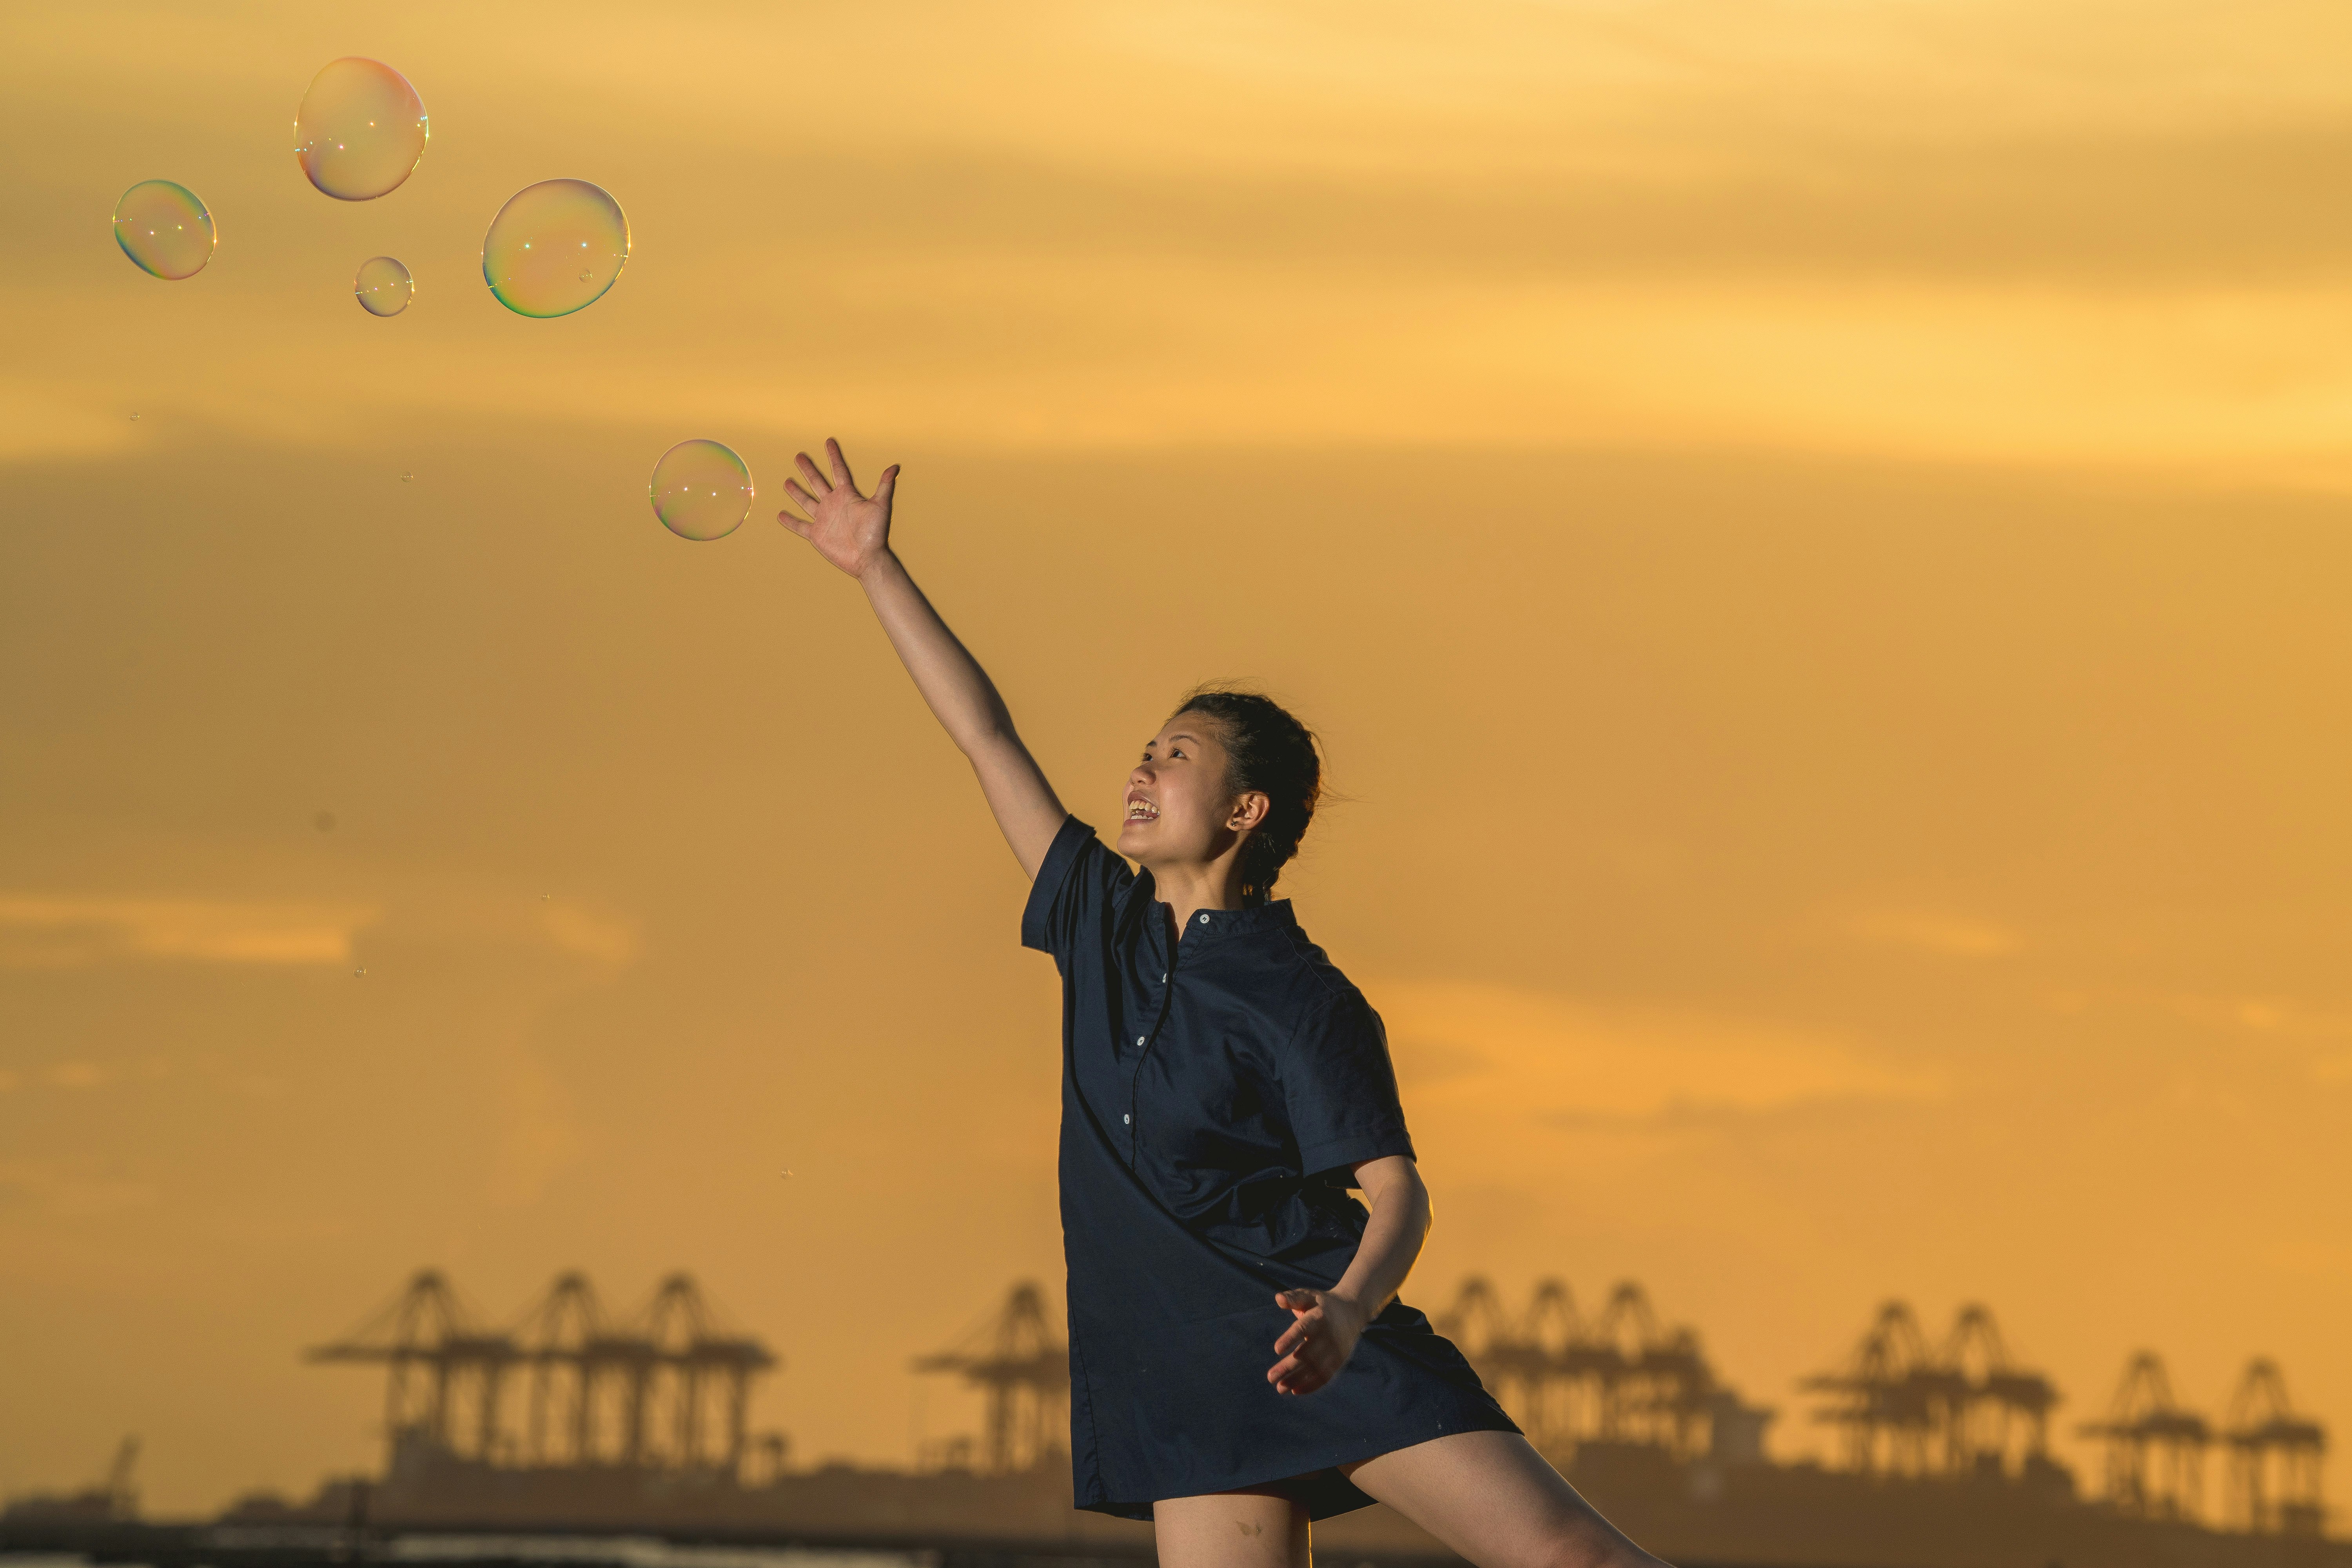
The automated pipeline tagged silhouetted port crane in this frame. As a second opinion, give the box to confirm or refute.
[1942,1304,2062,1479]
[912,1281,1069,1475]
[1436,1278,1764,1462]
[1803,1301,2065,1482]
[1804,1301,1949,1476]
[310,1270,777,1478]
[2223,1357,2327,1536]
[2077,1351,2208,1521]
[309,1270,519,1463]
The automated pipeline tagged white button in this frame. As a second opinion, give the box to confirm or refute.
[1198,913,1210,925]
[1123,1113,1131,1124]
[1136,1036,1146,1047]
[1161,973,1168,982]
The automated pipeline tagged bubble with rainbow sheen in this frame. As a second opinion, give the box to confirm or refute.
[354,256,413,316]
[295,58,429,201]
[650,440,754,541]
[482,180,629,319]
[113,180,216,280]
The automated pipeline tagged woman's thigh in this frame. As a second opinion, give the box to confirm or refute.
[1151,1489,1313,1568]
[1342,1432,1668,1568]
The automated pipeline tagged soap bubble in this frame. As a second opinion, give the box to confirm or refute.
[129,412,141,422]
[401,472,413,483]
[354,255,412,316]
[113,180,216,279]
[295,58,429,201]
[650,439,754,541]
[482,179,628,318]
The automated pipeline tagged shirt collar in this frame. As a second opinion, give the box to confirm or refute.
[1172,898,1298,943]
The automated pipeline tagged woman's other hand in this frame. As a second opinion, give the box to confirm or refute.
[780,437,898,579]
[1268,1287,1368,1396]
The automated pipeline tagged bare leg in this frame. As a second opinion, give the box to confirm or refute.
[1153,1489,1314,1568]
[1343,1431,1670,1568]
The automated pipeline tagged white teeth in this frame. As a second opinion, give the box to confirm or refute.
[1127,802,1157,820]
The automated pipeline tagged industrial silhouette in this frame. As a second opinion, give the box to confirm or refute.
[2071,1351,2329,1534]
[1801,1299,2063,1484]
[910,1280,1069,1475]
[1433,1277,1773,1463]
[308,1270,784,1484]
[34,1269,2316,1568]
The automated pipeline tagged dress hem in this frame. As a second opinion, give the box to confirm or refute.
[1071,1407,1523,1523]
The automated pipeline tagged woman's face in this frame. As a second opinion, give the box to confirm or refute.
[1115,711,1264,868]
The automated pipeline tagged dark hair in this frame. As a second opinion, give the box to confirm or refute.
[1171,686,1323,907]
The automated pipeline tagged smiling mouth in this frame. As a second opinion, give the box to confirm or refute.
[1125,797,1159,823]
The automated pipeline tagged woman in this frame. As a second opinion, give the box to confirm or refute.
[781,440,1666,1568]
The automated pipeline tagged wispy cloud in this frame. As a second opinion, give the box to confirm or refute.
[1379,980,1943,1123]
[1844,909,2023,958]
[0,895,379,969]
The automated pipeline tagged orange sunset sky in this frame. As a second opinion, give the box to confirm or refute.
[4,0,2352,1520]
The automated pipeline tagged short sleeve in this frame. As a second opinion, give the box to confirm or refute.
[1020,815,1133,969]
[1278,989,1415,1182]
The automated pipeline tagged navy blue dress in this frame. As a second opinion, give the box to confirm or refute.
[1023,816,1518,1521]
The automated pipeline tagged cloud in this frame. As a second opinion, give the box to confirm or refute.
[0,895,379,969]
[539,901,640,966]
[0,1159,158,1218]
[1844,909,2023,958]
[1378,980,1943,1123]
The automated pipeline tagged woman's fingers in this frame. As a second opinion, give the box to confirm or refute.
[826,437,856,490]
[794,451,833,494]
[783,478,822,512]
[873,463,899,511]
[777,506,813,536]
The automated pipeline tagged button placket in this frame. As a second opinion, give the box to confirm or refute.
[1125,925,1181,1165]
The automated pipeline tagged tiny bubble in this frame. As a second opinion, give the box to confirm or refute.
[129,412,141,422]
[400,472,413,483]
[314,811,336,832]
[578,269,592,282]
[354,968,367,978]
[781,1169,793,1178]
[541,893,550,900]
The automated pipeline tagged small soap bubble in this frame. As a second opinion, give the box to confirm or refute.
[315,811,336,832]
[113,180,216,279]
[650,439,754,541]
[483,179,629,318]
[781,1169,793,1179]
[296,58,429,201]
[354,255,413,316]
[400,472,413,483]
[354,967,367,978]
[129,412,142,422]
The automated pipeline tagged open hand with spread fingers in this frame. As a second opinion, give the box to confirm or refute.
[779,436,899,580]
[1268,1287,1368,1396]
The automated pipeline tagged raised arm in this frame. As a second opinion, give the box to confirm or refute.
[780,439,1067,879]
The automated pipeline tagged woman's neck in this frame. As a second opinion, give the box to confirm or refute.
[1149,857,1247,939]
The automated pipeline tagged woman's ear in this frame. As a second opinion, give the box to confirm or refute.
[1227,791,1272,832]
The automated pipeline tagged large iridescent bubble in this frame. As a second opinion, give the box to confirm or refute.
[113,180,216,280]
[295,58,429,201]
[650,440,753,541]
[354,256,413,316]
[482,179,629,318]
